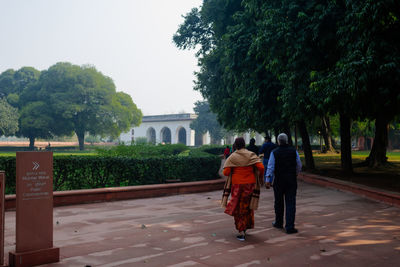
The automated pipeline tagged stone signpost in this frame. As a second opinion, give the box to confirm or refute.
[0,171,4,266]
[9,152,59,267]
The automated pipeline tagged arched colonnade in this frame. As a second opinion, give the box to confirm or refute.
[119,114,198,146]
[146,126,188,145]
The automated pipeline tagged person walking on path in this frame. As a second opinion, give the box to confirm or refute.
[246,138,259,156]
[259,135,277,176]
[221,137,264,241]
[224,145,231,159]
[265,133,302,234]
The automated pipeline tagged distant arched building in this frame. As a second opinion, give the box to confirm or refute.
[119,113,199,146]
[119,113,265,146]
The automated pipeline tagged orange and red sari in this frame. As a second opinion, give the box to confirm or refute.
[222,149,264,232]
[224,183,255,232]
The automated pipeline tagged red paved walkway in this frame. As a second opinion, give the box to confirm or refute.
[3,181,400,267]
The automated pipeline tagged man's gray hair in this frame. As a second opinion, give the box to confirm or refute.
[277,133,288,145]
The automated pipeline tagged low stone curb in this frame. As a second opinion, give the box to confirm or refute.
[299,172,400,208]
[4,178,225,211]
[5,172,398,211]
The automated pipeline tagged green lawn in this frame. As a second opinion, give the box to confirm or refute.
[301,151,400,193]
[308,151,400,167]
[353,150,400,161]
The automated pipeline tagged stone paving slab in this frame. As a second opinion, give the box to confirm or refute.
[3,181,400,267]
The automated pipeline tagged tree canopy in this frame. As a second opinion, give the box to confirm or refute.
[0,63,142,150]
[190,101,225,144]
[36,62,142,150]
[0,98,18,136]
[174,0,400,170]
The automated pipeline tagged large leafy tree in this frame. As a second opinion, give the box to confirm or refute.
[106,92,142,139]
[0,67,41,108]
[12,67,41,96]
[254,0,366,170]
[0,69,16,97]
[177,0,400,172]
[0,67,46,149]
[190,101,225,144]
[19,101,55,149]
[37,62,142,150]
[174,0,317,168]
[209,2,286,135]
[313,0,400,168]
[0,98,18,136]
[335,0,400,167]
[7,67,41,107]
[174,2,283,131]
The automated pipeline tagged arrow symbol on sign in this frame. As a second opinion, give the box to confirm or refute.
[32,161,40,170]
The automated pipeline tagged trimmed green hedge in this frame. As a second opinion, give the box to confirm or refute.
[0,157,15,194]
[96,143,188,157]
[0,154,220,194]
[45,146,79,151]
[197,145,226,155]
[0,146,34,152]
[0,146,81,152]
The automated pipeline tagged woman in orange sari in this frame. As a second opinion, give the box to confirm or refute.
[222,137,264,241]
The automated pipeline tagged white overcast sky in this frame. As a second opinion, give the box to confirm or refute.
[0,0,203,115]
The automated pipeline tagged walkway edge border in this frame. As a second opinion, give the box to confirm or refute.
[299,172,400,208]
[5,173,398,210]
[4,178,225,211]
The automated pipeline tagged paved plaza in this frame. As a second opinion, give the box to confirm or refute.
[3,181,400,267]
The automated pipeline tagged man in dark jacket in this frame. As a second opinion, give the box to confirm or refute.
[246,138,259,155]
[265,133,302,234]
[259,136,277,176]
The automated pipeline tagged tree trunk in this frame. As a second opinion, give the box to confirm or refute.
[339,113,352,173]
[331,137,337,148]
[363,136,368,150]
[388,129,393,150]
[367,116,389,167]
[321,116,335,152]
[297,120,315,170]
[76,130,85,151]
[29,136,35,151]
[274,129,279,144]
[284,123,293,146]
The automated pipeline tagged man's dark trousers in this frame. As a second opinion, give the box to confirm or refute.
[273,183,297,230]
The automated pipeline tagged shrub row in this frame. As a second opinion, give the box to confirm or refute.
[96,143,188,157]
[197,145,227,155]
[0,157,15,194]
[0,146,81,152]
[45,146,80,151]
[0,146,34,152]
[0,154,221,194]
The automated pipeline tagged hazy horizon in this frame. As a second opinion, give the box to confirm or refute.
[0,0,204,115]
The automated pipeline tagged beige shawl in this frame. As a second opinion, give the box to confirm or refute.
[221,149,263,210]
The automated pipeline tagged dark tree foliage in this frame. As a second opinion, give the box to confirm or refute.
[339,0,400,167]
[191,101,225,144]
[313,0,400,167]
[175,0,400,172]
[37,62,142,150]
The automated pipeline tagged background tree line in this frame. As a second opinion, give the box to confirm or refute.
[0,62,142,150]
[173,0,400,172]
